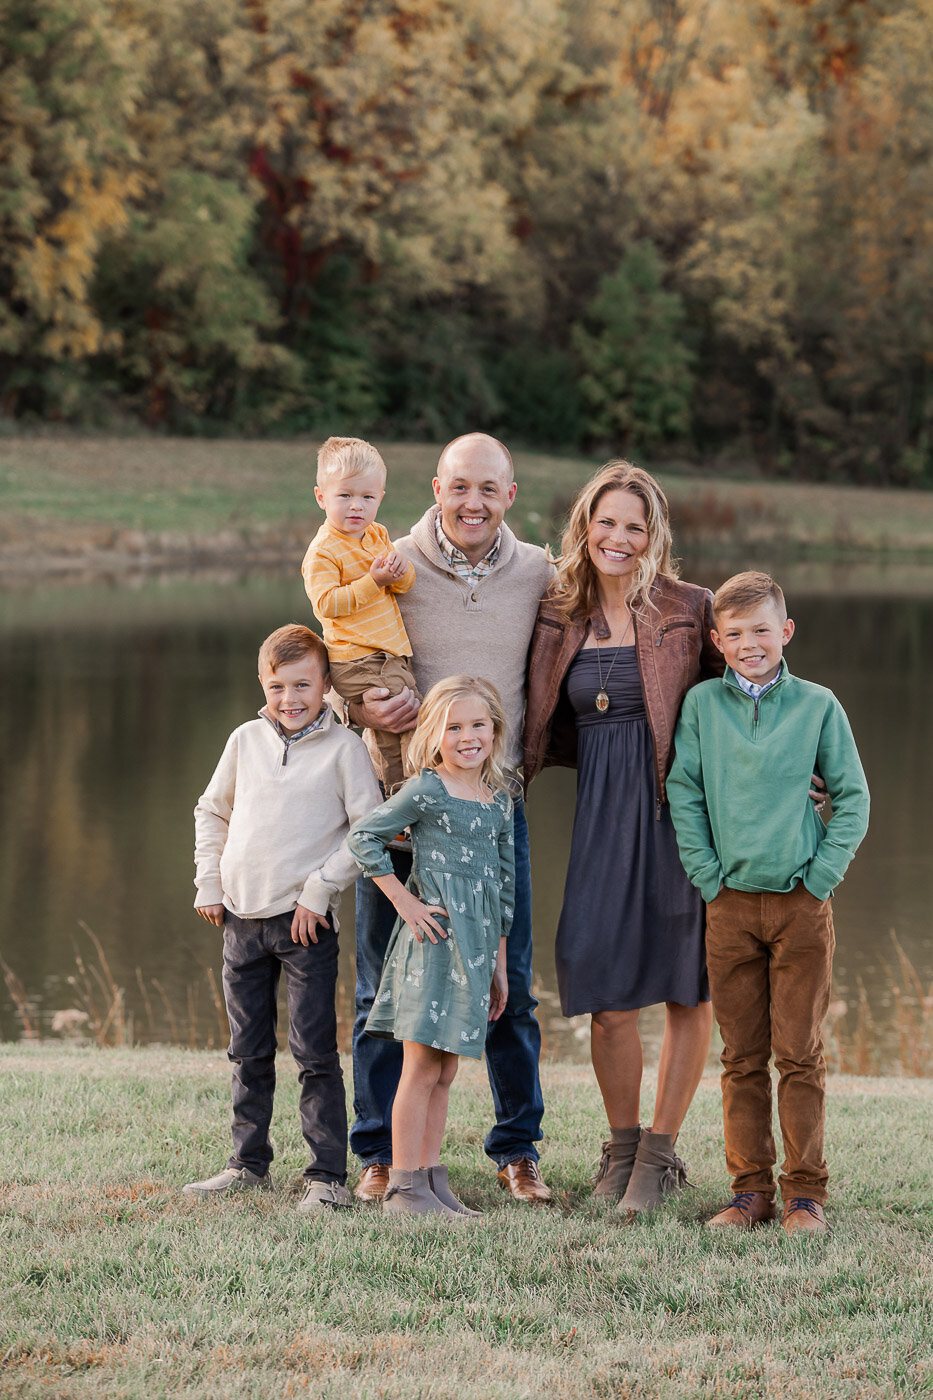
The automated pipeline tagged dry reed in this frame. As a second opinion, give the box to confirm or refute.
[1,926,930,1076]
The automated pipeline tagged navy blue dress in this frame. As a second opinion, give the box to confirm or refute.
[554,646,709,1016]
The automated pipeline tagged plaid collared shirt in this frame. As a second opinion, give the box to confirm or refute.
[434,511,501,587]
[263,706,328,764]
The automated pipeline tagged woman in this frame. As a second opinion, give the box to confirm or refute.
[524,461,721,1216]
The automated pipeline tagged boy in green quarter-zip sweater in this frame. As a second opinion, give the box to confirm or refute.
[667,571,869,1236]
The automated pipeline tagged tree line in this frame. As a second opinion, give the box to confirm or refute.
[2,0,931,483]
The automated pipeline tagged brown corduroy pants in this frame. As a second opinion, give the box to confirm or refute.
[705,883,835,1204]
[329,651,419,794]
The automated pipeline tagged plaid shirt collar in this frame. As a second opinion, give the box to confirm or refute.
[433,510,501,584]
[261,706,328,758]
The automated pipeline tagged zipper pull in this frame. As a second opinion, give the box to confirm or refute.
[656,627,666,647]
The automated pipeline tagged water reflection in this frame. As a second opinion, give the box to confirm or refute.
[0,562,931,1065]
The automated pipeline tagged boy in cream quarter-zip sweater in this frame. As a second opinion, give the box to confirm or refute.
[667,572,869,1237]
[186,624,382,1212]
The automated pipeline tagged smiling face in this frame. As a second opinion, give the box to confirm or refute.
[586,487,650,583]
[314,469,384,539]
[712,601,795,686]
[437,697,495,777]
[259,654,328,733]
[433,436,517,565]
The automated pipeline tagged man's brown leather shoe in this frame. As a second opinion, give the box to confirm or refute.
[707,1191,778,1230]
[354,1163,391,1202]
[781,1197,828,1234]
[496,1158,554,1204]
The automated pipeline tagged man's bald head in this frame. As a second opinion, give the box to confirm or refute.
[436,433,514,485]
[432,433,518,565]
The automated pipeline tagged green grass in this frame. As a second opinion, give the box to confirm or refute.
[2,1046,931,1398]
[4,435,933,570]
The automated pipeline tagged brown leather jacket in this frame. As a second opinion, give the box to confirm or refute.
[523,575,723,806]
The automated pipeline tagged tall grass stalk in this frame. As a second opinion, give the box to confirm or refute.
[4,930,930,1077]
[1,1046,930,1400]
[825,932,933,1078]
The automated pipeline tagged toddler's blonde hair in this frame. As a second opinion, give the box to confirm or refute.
[316,436,387,486]
[407,675,510,798]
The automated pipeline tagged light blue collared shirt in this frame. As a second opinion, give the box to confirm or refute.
[730,660,784,700]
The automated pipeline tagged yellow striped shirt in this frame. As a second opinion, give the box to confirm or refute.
[302,521,414,661]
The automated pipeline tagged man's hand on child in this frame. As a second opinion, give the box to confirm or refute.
[352,685,419,734]
[393,889,448,944]
[291,905,329,946]
[196,904,225,927]
[370,551,406,588]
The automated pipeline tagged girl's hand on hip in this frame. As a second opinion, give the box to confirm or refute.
[393,889,448,944]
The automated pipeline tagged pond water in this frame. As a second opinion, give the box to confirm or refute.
[1,559,930,1066]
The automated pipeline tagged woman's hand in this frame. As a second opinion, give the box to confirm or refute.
[809,772,827,812]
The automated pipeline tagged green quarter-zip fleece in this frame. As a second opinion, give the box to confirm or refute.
[667,664,870,904]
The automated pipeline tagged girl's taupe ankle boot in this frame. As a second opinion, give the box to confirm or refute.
[382,1168,460,1219]
[427,1164,481,1217]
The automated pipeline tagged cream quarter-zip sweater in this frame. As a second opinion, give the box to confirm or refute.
[194,706,382,919]
[393,507,555,773]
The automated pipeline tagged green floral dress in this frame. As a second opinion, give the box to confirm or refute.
[347,769,515,1058]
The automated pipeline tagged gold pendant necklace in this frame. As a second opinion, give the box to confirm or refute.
[595,615,633,713]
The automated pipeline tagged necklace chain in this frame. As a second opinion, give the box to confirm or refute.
[595,614,633,713]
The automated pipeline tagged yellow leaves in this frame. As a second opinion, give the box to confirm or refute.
[15,165,140,360]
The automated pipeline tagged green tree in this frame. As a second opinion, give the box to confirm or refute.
[572,242,694,448]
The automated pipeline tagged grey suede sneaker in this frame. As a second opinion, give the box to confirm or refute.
[296,1180,353,1212]
[182,1166,272,1197]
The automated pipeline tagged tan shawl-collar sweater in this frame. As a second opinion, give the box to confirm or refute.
[394,507,555,773]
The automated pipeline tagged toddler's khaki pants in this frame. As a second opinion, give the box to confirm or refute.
[329,651,419,794]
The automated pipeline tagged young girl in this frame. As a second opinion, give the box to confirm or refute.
[347,675,514,1219]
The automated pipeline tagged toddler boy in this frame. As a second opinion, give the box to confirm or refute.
[302,436,418,793]
[667,571,869,1235]
[185,624,381,1210]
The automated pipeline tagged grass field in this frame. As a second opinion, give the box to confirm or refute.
[2,1045,931,1399]
[4,435,933,576]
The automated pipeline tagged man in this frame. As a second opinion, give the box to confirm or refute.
[349,433,556,1203]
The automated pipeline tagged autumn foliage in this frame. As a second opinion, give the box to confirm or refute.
[1,0,931,481]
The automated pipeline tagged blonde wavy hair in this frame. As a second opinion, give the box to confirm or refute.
[552,461,679,619]
[406,675,511,798]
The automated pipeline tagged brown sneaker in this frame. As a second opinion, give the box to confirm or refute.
[707,1191,778,1230]
[781,1197,828,1235]
[354,1163,391,1202]
[496,1158,554,1204]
